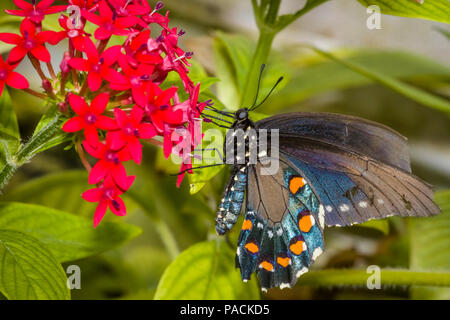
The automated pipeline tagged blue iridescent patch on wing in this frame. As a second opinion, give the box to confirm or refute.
[215,167,247,235]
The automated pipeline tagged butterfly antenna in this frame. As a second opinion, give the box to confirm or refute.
[249,64,266,109]
[249,76,284,111]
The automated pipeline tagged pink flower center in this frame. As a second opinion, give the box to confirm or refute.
[92,64,102,73]
[84,113,98,124]
[130,76,141,87]
[24,39,36,50]
[103,187,115,199]
[68,30,80,38]
[104,150,119,164]
[123,123,138,137]
[0,69,8,80]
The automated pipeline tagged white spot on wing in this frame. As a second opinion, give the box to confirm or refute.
[377,199,384,204]
[296,267,309,278]
[359,201,368,208]
[339,204,350,212]
[318,204,325,228]
[280,283,291,290]
[312,247,323,261]
[325,205,333,212]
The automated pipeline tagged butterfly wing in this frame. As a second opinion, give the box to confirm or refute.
[278,135,440,227]
[236,161,324,290]
[256,112,411,172]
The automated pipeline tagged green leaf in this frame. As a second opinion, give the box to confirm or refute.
[0,202,142,263]
[270,50,450,111]
[277,0,331,30]
[410,190,450,299]
[154,240,260,299]
[0,229,70,300]
[0,88,20,166]
[358,0,450,24]
[356,219,390,234]
[311,47,450,115]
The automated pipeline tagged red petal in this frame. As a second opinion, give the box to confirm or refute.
[0,33,21,44]
[88,160,109,184]
[96,116,118,131]
[101,45,121,66]
[62,116,84,132]
[87,72,102,91]
[82,188,102,202]
[36,30,57,44]
[0,82,5,98]
[8,46,27,63]
[30,45,51,62]
[163,132,173,158]
[84,126,99,145]
[69,94,89,114]
[36,0,55,9]
[94,27,112,40]
[108,131,127,150]
[99,0,113,21]
[115,16,139,29]
[90,93,109,114]
[113,108,128,127]
[93,202,108,227]
[109,196,126,217]
[156,86,178,106]
[83,37,99,61]
[6,71,28,89]
[13,0,33,10]
[139,123,156,139]
[44,5,68,14]
[68,58,90,71]
[20,18,36,37]
[127,139,142,164]
[82,10,102,26]
[111,163,129,190]
[104,69,127,85]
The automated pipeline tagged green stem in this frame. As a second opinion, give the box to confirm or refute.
[0,115,63,191]
[297,269,450,288]
[240,30,276,108]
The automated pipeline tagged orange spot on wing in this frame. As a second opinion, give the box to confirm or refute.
[260,261,274,272]
[276,256,291,268]
[289,240,305,255]
[242,219,252,230]
[245,242,259,254]
[299,215,313,233]
[289,176,306,194]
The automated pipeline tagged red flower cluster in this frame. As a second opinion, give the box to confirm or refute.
[0,0,208,226]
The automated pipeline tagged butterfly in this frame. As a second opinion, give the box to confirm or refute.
[197,67,440,291]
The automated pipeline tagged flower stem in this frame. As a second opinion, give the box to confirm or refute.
[240,30,275,108]
[22,88,46,100]
[297,268,450,288]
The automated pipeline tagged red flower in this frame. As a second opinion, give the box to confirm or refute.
[69,37,123,91]
[6,0,67,24]
[0,18,59,63]
[82,138,131,190]
[108,106,157,164]
[109,57,154,106]
[109,0,150,17]
[141,82,184,130]
[56,14,89,51]
[0,55,29,96]
[62,93,117,144]
[82,0,139,40]
[82,175,135,227]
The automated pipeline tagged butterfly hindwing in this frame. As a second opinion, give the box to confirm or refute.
[215,166,247,235]
[236,162,324,290]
